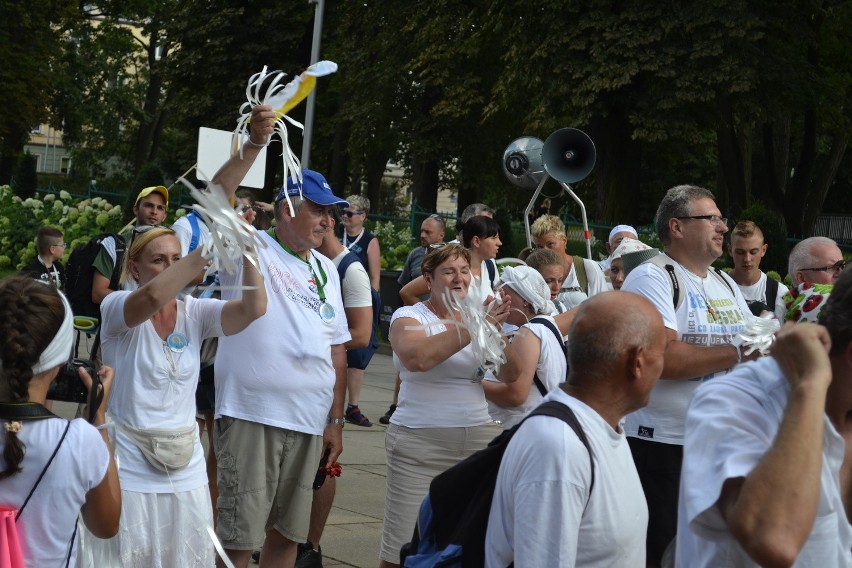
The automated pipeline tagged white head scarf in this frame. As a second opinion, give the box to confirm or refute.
[31,285,74,375]
[499,265,555,316]
[610,237,652,261]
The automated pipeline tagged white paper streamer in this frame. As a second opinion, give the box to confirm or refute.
[176,177,266,281]
[731,313,781,356]
[233,62,338,217]
[406,289,508,378]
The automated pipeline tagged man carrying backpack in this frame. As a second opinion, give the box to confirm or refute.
[621,185,759,567]
[485,291,667,567]
[90,185,169,303]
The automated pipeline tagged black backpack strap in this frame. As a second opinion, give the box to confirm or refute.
[15,420,71,521]
[711,267,735,296]
[529,317,567,396]
[108,234,126,292]
[485,259,497,288]
[528,401,595,498]
[765,274,779,309]
[336,251,360,283]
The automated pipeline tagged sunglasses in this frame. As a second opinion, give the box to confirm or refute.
[343,210,365,218]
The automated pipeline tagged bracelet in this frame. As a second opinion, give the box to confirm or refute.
[245,137,269,149]
[327,417,345,426]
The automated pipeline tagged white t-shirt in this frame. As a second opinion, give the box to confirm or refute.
[100,290,224,492]
[621,257,750,445]
[390,303,493,428]
[326,249,372,308]
[557,257,610,309]
[487,316,567,429]
[735,271,789,321]
[676,357,852,567]
[486,389,647,567]
[468,259,499,305]
[215,230,350,435]
[0,418,109,567]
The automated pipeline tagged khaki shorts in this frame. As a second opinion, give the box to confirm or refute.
[214,416,323,549]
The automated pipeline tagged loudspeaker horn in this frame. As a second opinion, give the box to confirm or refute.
[501,136,545,190]
[542,128,596,184]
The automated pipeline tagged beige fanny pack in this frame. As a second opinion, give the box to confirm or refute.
[119,423,196,472]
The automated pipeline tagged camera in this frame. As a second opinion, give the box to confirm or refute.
[47,358,97,404]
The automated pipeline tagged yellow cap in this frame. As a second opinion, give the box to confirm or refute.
[135,185,169,205]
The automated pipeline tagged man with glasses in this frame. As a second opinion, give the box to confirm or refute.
[20,226,66,290]
[621,184,756,568]
[91,185,169,302]
[782,237,847,323]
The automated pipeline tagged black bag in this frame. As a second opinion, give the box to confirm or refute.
[401,400,595,567]
[65,233,125,319]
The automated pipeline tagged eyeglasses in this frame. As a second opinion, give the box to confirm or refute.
[800,259,848,274]
[51,242,67,248]
[676,215,728,228]
[343,210,365,218]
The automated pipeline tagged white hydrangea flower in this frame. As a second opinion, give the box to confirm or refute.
[60,190,72,200]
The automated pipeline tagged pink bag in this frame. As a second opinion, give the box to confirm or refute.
[0,507,24,568]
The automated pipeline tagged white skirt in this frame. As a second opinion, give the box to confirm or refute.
[77,486,216,568]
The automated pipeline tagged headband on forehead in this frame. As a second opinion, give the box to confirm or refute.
[31,285,74,375]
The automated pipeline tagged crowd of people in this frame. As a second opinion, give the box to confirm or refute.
[1,101,851,568]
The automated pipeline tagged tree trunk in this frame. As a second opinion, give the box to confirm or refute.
[801,133,849,236]
[588,114,641,225]
[715,94,747,215]
[411,159,439,212]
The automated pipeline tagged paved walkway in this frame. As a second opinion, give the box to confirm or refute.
[55,341,398,568]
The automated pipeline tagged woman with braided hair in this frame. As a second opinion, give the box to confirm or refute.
[0,276,121,567]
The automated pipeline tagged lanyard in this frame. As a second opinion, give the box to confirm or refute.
[267,229,328,303]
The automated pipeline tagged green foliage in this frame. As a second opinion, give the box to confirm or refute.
[0,185,125,270]
[767,270,782,283]
[371,220,413,271]
[13,153,38,199]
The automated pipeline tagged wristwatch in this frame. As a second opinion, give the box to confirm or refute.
[327,416,345,426]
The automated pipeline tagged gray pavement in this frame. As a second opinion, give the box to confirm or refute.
[55,340,398,568]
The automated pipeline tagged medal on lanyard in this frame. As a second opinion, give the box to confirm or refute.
[166,332,189,353]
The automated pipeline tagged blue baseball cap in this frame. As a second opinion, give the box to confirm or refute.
[276,169,349,208]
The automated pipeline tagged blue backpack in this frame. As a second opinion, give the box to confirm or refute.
[401,400,594,568]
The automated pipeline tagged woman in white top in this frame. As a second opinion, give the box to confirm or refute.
[399,215,502,306]
[0,276,120,567]
[89,226,266,567]
[379,244,512,568]
[484,266,568,429]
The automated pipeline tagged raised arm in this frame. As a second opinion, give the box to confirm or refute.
[122,248,209,328]
[220,251,268,336]
[716,323,831,567]
[210,104,277,200]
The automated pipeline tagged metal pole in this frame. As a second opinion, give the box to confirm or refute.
[558,181,593,259]
[523,174,550,249]
[301,0,325,169]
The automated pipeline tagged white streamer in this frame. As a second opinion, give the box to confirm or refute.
[731,313,781,356]
[406,290,508,377]
[176,177,267,280]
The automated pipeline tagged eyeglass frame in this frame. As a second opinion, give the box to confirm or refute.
[800,259,848,274]
[50,242,67,249]
[675,215,729,228]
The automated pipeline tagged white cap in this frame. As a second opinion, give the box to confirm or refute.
[608,224,638,243]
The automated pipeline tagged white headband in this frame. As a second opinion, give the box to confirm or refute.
[499,265,555,316]
[609,224,638,243]
[31,286,74,375]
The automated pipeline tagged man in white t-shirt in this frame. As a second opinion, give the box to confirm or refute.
[531,214,609,309]
[727,220,788,320]
[208,104,351,568]
[676,271,852,567]
[621,184,757,567]
[486,291,667,567]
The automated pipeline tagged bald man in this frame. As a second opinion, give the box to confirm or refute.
[485,292,667,567]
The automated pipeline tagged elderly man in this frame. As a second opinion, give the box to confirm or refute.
[398,214,446,287]
[209,105,350,568]
[599,224,639,271]
[621,184,755,568]
[531,214,609,309]
[676,270,852,567]
[783,237,846,323]
[91,185,169,303]
[485,291,667,567]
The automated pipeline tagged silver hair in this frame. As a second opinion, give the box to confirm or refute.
[788,236,838,280]
[655,185,716,245]
[460,203,495,223]
[274,195,305,221]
